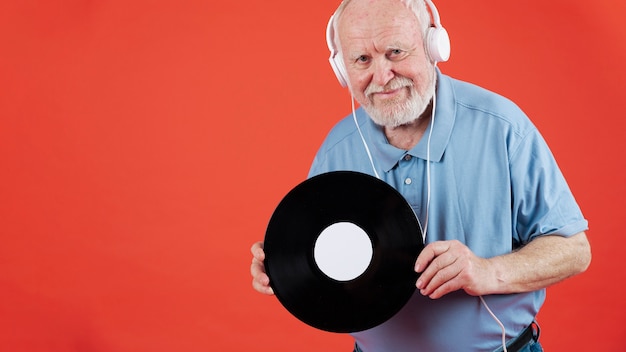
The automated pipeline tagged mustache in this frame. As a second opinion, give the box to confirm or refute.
[365,76,414,96]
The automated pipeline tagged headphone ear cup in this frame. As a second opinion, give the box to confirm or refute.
[426,26,451,63]
[329,55,349,87]
[326,14,349,87]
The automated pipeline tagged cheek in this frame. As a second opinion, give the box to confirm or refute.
[347,73,371,101]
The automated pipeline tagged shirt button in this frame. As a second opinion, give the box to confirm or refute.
[404,178,412,185]
[404,155,412,161]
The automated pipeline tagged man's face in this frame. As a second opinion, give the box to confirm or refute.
[338,0,435,127]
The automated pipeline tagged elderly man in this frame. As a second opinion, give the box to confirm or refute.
[251,0,591,351]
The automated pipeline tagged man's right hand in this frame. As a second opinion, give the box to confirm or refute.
[250,241,274,295]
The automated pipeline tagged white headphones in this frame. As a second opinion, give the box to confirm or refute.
[326,0,451,87]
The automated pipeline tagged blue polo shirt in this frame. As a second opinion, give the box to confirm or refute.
[308,71,588,351]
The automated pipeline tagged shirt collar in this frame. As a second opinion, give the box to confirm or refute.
[362,69,456,172]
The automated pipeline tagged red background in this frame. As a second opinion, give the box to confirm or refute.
[1,1,625,351]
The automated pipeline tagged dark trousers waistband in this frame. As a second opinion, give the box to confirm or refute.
[494,322,540,352]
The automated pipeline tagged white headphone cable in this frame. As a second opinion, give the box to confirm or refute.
[351,91,381,180]
[423,68,436,242]
[480,295,508,352]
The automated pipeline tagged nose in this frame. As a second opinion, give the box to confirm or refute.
[372,58,394,87]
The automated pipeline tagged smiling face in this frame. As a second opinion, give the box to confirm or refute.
[337,0,435,127]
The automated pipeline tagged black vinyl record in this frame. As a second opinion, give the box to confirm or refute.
[264,171,423,333]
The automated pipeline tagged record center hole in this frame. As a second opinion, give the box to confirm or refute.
[313,222,373,281]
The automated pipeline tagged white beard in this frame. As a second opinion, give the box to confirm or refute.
[362,73,435,128]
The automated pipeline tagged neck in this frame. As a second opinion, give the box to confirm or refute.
[384,104,433,150]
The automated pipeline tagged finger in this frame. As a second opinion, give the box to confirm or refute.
[414,241,450,273]
[250,261,274,295]
[251,276,274,295]
[251,241,265,261]
[419,259,461,296]
[415,241,456,283]
[425,274,463,299]
[416,250,457,290]
[250,256,265,274]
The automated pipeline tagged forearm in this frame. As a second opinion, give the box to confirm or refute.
[487,231,591,294]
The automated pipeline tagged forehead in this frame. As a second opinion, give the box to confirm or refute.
[337,0,421,50]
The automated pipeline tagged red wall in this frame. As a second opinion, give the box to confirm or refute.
[1,1,624,351]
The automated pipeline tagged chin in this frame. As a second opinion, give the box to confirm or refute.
[365,105,425,128]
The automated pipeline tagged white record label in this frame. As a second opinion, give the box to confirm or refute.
[313,221,373,281]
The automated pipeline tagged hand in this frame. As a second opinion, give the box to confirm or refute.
[250,241,274,295]
[414,240,495,299]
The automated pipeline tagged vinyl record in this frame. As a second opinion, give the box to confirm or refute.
[264,171,423,333]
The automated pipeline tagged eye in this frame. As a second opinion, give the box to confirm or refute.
[388,48,404,59]
[356,55,370,64]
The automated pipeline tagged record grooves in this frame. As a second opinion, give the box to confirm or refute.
[264,171,423,333]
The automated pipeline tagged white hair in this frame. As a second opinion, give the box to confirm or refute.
[331,0,432,52]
